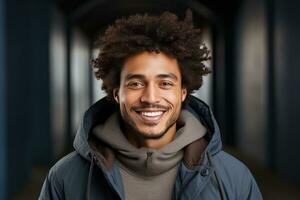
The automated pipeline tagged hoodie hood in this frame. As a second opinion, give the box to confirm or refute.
[73,95,222,170]
[92,110,207,176]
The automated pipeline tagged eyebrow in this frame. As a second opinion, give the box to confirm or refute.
[125,73,178,81]
[157,73,178,81]
[125,74,145,81]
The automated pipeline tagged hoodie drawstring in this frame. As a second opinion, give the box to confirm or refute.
[86,154,95,200]
[207,152,226,200]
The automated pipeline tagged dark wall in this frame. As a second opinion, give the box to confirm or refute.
[274,0,300,183]
[2,0,52,196]
[0,0,7,198]
[25,0,52,165]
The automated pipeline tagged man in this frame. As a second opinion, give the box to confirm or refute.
[39,10,262,200]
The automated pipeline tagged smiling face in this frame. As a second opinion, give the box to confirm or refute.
[113,52,187,147]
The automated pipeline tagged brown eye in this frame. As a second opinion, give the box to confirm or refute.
[127,81,144,89]
[160,81,174,89]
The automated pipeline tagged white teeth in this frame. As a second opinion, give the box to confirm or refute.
[141,111,163,117]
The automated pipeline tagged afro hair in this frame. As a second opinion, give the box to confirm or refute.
[91,9,211,100]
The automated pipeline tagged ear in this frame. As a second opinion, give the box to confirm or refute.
[181,87,187,102]
[113,88,120,103]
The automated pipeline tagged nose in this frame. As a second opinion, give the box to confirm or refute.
[140,83,160,104]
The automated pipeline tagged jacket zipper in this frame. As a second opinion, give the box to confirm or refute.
[146,152,153,168]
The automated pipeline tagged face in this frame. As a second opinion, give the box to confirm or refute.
[114,51,187,140]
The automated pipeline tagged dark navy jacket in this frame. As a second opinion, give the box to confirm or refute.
[39,96,263,200]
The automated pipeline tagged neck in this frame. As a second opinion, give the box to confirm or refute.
[123,123,177,149]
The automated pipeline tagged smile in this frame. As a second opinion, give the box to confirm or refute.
[141,111,163,117]
[134,110,166,124]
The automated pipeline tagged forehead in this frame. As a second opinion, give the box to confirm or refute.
[121,52,181,79]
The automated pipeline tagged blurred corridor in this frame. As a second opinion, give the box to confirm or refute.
[1,0,300,199]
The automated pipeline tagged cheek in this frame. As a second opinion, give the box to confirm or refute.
[161,90,184,107]
[119,90,141,106]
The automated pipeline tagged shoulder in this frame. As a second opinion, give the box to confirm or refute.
[51,151,88,171]
[212,151,262,199]
[213,151,249,173]
[212,151,250,186]
[213,150,255,182]
[39,152,91,199]
[48,151,90,184]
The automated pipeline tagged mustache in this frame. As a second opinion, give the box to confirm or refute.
[132,103,169,110]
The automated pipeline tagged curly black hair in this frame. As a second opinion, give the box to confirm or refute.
[91,9,211,100]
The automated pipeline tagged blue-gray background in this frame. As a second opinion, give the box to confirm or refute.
[0,0,300,199]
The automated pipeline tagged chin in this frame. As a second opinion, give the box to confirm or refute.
[138,131,167,140]
[135,125,169,139]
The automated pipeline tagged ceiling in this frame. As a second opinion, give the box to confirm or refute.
[55,0,240,39]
